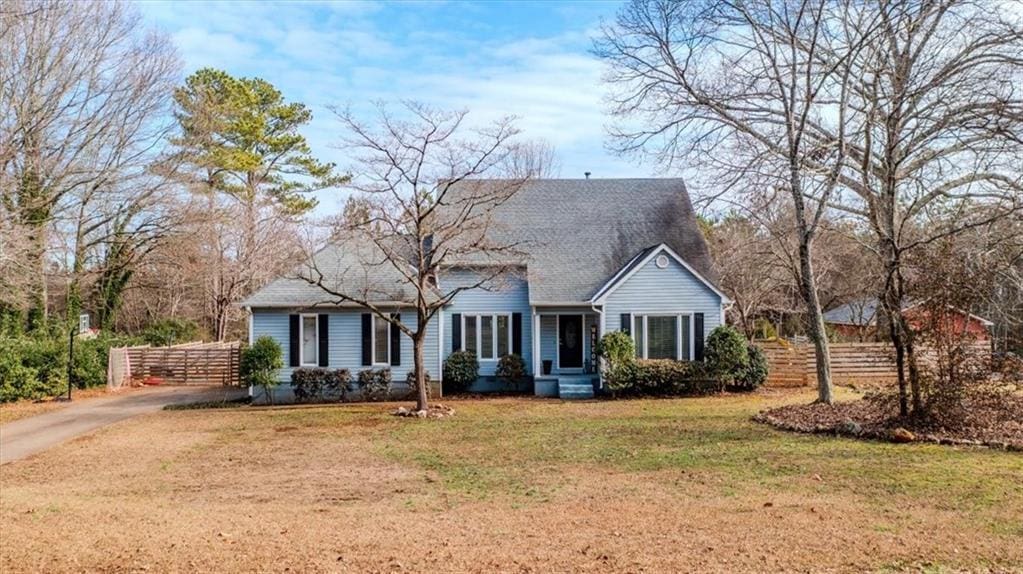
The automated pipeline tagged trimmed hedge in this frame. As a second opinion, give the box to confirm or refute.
[357,367,392,401]
[620,359,721,397]
[291,367,350,402]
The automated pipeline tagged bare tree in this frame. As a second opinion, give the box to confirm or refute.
[504,139,562,178]
[303,102,530,413]
[0,0,179,321]
[596,0,878,403]
[816,0,1023,415]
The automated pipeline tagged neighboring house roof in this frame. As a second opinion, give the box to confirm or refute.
[444,178,720,305]
[823,298,993,327]
[823,298,882,326]
[245,178,721,308]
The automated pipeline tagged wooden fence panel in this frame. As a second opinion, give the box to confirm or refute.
[757,340,990,387]
[117,342,242,386]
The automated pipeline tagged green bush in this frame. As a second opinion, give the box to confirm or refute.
[241,336,283,403]
[442,350,479,393]
[495,354,526,382]
[291,367,350,402]
[141,318,202,347]
[705,325,749,385]
[0,339,51,402]
[0,336,67,402]
[595,331,637,395]
[357,367,392,401]
[629,359,720,396]
[732,344,769,391]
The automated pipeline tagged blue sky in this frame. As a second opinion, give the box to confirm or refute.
[136,0,658,214]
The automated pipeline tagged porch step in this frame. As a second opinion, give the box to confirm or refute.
[558,381,594,400]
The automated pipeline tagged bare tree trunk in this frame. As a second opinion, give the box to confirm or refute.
[414,330,428,412]
[797,222,833,404]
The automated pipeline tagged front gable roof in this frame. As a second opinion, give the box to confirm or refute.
[591,243,730,304]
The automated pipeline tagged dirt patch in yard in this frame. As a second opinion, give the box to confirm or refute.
[756,394,1023,450]
[2,392,1021,573]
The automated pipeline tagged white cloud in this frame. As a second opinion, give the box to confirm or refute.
[137,0,654,214]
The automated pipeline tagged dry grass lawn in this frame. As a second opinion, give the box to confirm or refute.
[1,388,1020,573]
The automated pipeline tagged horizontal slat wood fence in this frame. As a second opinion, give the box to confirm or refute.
[108,341,242,388]
[756,340,989,387]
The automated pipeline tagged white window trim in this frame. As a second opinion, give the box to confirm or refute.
[299,313,319,367]
[461,313,512,362]
[370,314,391,366]
[633,313,691,361]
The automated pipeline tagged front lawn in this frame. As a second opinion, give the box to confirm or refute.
[1,389,1020,572]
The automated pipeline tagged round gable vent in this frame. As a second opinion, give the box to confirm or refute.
[655,254,670,269]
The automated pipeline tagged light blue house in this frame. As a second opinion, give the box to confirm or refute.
[242,178,729,400]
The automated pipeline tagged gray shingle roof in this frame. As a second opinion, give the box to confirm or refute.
[241,233,430,308]
[443,178,718,304]
[823,298,881,326]
[244,178,719,307]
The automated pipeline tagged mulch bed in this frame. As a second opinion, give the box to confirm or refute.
[755,394,1023,451]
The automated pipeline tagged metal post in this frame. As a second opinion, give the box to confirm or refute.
[66,327,74,401]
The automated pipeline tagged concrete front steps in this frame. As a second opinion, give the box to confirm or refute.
[556,376,597,400]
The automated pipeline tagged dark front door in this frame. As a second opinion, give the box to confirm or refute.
[558,315,583,369]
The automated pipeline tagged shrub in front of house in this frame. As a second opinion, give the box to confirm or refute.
[496,353,527,382]
[628,359,721,396]
[241,336,284,404]
[595,331,637,395]
[291,367,350,402]
[705,325,750,386]
[732,344,769,392]
[357,367,392,401]
[442,350,478,393]
[405,369,431,399]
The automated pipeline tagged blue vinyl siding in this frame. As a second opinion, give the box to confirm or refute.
[602,248,723,353]
[441,269,533,376]
[250,309,440,385]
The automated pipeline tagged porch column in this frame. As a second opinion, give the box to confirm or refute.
[532,309,540,376]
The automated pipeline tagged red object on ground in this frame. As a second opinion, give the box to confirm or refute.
[141,376,164,386]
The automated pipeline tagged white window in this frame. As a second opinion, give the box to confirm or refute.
[300,314,318,366]
[462,313,512,361]
[373,315,390,365]
[633,314,690,361]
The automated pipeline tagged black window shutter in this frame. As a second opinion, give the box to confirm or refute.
[318,314,329,367]
[390,313,401,366]
[451,313,461,351]
[620,313,631,335]
[288,315,300,367]
[361,313,372,366]
[694,313,705,361]
[512,313,522,356]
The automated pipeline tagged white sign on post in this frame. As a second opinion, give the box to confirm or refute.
[79,313,89,334]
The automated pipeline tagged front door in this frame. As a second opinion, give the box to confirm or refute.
[558,315,583,369]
